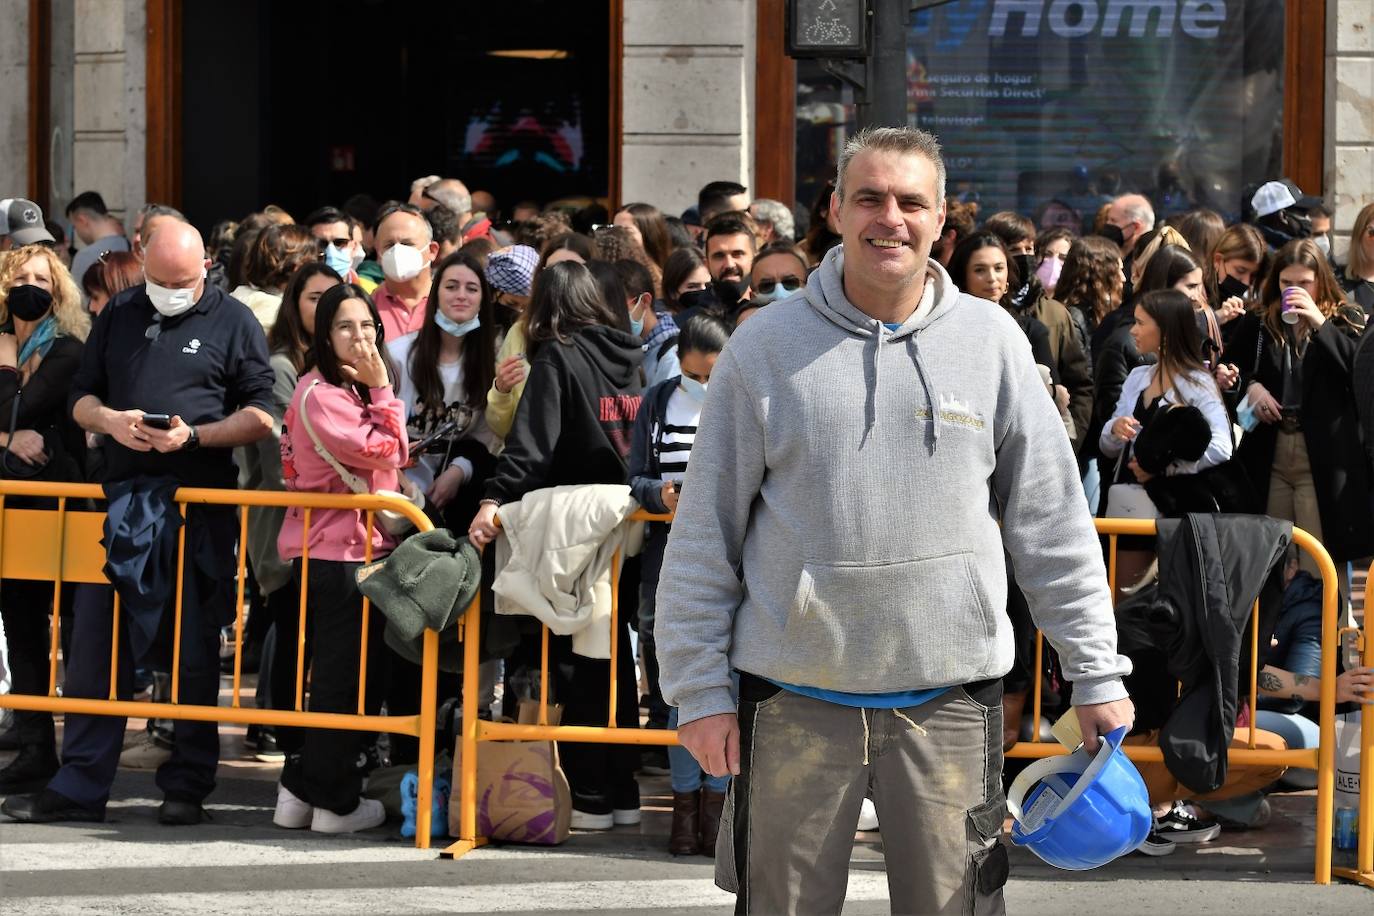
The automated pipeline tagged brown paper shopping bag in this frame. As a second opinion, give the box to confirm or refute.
[450,700,572,844]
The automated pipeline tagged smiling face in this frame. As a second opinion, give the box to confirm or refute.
[964,246,1009,303]
[832,148,945,295]
[437,263,483,323]
[706,232,755,283]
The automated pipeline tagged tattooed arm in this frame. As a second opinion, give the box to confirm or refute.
[1258,665,1374,704]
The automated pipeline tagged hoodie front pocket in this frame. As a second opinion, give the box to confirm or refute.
[779,552,994,690]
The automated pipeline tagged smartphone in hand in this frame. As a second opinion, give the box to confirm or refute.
[140,413,173,430]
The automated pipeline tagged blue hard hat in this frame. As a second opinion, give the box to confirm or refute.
[1007,726,1152,870]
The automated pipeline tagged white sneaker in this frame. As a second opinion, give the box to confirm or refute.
[119,731,173,770]
[857,798,880,832]
[570,808,614,830]
[273,784,312,829]
[310,797,385,834]
[612,807,642,826]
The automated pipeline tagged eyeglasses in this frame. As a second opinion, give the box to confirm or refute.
[753,276,803,295]
[316,237,350,252]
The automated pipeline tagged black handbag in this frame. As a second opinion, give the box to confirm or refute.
[0,389,51,479]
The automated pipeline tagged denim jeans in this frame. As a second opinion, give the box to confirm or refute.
[668,706,730,794]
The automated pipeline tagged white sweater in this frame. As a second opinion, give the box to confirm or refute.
[1099,365,1232,475]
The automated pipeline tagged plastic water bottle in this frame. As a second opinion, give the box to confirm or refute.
[1334,806,1358,850]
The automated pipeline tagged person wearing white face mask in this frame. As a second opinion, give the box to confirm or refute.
[2,219,275,828]
[626,311,732,856]
[371,203,440,341]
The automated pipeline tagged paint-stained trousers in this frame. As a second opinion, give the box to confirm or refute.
[716,673,1008,916]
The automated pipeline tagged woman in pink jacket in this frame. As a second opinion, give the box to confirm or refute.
[274,283,409,834]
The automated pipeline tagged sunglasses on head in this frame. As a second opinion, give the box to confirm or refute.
[753,276,803,295]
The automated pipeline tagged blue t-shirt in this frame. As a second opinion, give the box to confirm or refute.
[768,679,948,709]
[883,322,902,331]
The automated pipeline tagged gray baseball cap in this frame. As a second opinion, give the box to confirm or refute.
[0,198,56,245]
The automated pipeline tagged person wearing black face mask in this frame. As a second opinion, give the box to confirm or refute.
[0,245,90,795]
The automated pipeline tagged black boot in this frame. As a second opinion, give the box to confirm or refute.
[0,744,60,795]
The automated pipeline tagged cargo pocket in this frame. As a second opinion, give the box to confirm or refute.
[713,786,739,894]
[966,794,1009,915]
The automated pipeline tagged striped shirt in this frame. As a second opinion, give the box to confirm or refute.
[656,385,701,482]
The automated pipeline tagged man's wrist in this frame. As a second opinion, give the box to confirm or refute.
[181,424,200,451]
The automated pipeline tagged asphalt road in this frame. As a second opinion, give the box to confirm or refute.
[1,764,1368,915]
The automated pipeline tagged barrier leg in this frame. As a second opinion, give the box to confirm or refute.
[415,627,438,849]
[1305,529,1337,885]
[441,594,487,859]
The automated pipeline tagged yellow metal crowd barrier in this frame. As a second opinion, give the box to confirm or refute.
[1332,559,1373,889]
[1002,519,1341,885]
[0,480,442,849]
[444,514,1351,889]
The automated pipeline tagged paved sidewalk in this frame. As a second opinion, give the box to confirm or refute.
[1,744,1368,915]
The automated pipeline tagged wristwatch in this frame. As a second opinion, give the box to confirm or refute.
[182,424,200,452]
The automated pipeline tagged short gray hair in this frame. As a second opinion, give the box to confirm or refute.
[1113,194,1156,232]
[835,127,946,206]
[750,198,795,242]
[428,179,472,216]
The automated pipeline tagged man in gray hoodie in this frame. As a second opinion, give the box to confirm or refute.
[656,127,1135,914]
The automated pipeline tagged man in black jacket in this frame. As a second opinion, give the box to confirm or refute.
[2,220,274,827]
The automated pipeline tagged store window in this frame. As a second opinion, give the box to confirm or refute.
[795,0,1285,231]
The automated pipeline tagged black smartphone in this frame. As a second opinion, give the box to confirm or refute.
[141,413,172,430]
[1218,274,1249,302]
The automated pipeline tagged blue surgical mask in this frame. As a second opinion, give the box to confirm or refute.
[680,375,708,403]
[324,243,352,278]
[629,298,648,337]
[435,311,480,338]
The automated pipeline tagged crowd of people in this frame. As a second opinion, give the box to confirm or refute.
[0,152,1370,867]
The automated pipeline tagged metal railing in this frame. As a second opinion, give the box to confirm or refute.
[0,480,441,848]
[444,514,1347,887]
[1332,559,1373,889]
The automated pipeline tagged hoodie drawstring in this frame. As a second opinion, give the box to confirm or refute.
[863,324,884,444]
[907,334,941,452]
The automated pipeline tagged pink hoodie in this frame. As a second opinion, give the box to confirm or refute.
[277,369,411,563]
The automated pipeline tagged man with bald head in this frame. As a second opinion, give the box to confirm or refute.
[418,178,493,245]
[1,220,274,827]
[372,201,440,340]
[1105,193,1155,257]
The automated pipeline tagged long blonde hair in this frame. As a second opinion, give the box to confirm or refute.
[1347,202,1374,280]
[0,245,91,342]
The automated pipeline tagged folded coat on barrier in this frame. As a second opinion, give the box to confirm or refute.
[1115,513,1292,795]
[493,484,644,660]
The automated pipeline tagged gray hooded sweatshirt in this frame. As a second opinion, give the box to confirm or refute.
[655,246,1131,726]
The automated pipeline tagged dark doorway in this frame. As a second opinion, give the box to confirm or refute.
[180,0,611,228]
